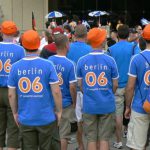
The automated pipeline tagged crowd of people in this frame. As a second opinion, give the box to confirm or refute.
[0,18,150,150]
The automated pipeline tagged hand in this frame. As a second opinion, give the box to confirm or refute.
[55,111,62,126]
[13,113,19,127]
[124,107,131,119]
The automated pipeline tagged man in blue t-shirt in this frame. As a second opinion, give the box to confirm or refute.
[49,34,77,150]
[8,30,62,150]
[125,24,150,150]
[77,27,118,150]
[108,25,140,148]
[67,24,92,150]
[67,24,92,64]
[0,21,25,150]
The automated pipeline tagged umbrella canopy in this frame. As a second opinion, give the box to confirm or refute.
[45,11,66,19]
[141,18,150,26]
[88,11,109,17]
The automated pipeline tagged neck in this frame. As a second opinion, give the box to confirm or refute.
[119,38,128,41]
[76,38,86,42]
[93,47,103,50]
[146,44,150,50]
[57,49,67,56]
[26,51,39,57]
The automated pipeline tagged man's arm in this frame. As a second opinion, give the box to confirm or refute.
[8,88,19,126]
[112,79,118,93]
[78,79,83,93]
[125,76,136,119]
[69,82,77,108]
[50,83,62,125]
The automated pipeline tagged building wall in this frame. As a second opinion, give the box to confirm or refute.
[0,0,48,32]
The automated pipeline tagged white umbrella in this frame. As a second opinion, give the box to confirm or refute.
[45,11,66,19]
[88,11,109,17]
[141,18,150,26]
[88,11,109,25]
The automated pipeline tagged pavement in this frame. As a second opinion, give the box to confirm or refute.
[3,133,150,150]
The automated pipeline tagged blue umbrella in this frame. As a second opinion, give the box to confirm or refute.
[88,11,109,25]
[45,11,66,19]
[88,11,109,17]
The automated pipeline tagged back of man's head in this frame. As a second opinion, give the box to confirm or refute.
[117,24,129,39]
[74,24,87,38]
[54,34,69,50]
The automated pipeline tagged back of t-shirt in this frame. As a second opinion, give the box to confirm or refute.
[77,51,119,114]
[109,41,140,88]
[8,57,58,126]
[48,55,76,108]
[128,50,150,114]
[67,41,92,64]
[0,42,25,87]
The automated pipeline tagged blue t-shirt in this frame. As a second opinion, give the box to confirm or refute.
[67,41,92,64]
[109,40,140,88]
[8,57,59,126]
[0,42,25,87]
[77,50,119,114]
[48,55,77,108]
[128,50,150,114]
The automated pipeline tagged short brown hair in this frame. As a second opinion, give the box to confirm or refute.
[118,24,129,39]
[54,34,69,49]
[75,24,87,38]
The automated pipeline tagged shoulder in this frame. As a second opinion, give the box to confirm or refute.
[37,57,54,66]
[103,54,116,62]
[78,53,90,62]
[64,57,76,67]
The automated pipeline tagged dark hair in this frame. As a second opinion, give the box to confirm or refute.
[145,40,150,44]
[107,38,116,47]
[118,24,129,39]
[64,25,72,33]
[139,37,146,50]
[25,49,38,52]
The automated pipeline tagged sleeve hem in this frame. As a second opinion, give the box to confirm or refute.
[128,73,137,77]
[49,81,59,84]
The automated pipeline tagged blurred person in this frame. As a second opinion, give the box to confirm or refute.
[64,24,72,41]
[67,24,92,63]
[0,21,25,150]
[110,30,118,43]
[49,34,77,150]
[40,27,64,59]
[108,24,140,149]
[107,37,116,47]
[135,25,143,36]
[8,30,62,150]
[77,27,118,150]
[116,20,123,31]
[125,24,150,150]
[139,36,146,51]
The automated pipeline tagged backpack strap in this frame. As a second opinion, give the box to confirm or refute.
[140,53,150,66]
[137,53,150,102]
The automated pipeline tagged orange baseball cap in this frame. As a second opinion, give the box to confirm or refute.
[22,30,40,50]
[142,24,150,40]
[1,21,18,35]
[87,28,107,48]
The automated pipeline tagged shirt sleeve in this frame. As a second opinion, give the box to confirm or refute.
[8,65,17,88]
[76,59,83,79]
[49,62,59,84]
[128,56,137,77]
[69,63,77,83]
[111,58,119,79]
